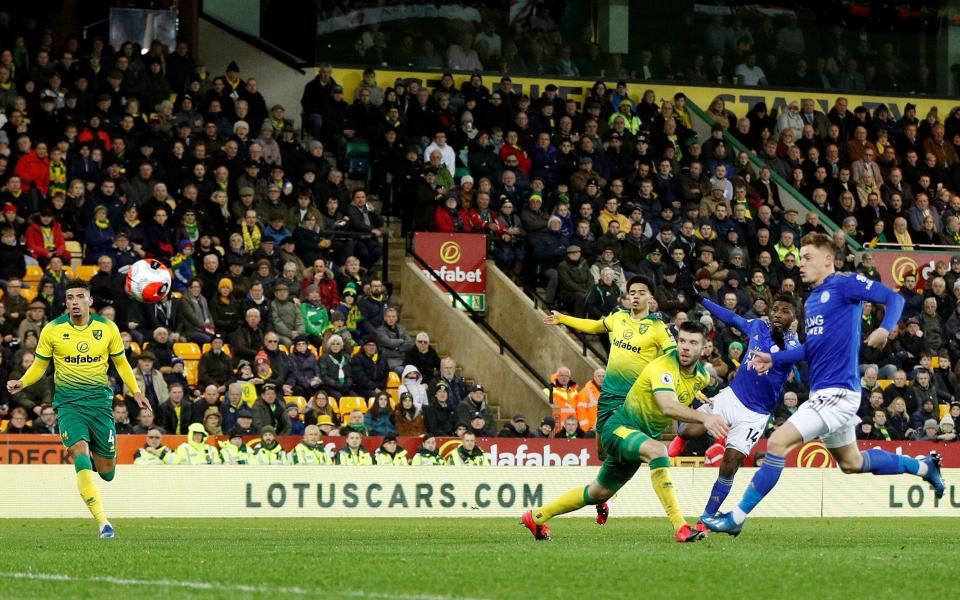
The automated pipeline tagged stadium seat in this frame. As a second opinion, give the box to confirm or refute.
[23,284,37,302]
[173,342,202,361]
[940,404,949,419]
[278,344,289,354]
[337,396,367,417]
[931,356,939,369]
[184,360,199,387]
[130,342,141,355]
[878,380,892,389]
[345,139,370,180]
[285,396,307,413]
[74,265,98,281]
[24,265,42,283]
[351,346,360,356]
[201,343,232,357]
[387,371,401,388]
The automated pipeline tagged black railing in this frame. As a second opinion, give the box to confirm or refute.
[503,266,610,363]
[408,247,550,389]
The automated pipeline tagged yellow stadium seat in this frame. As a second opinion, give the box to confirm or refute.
[940,404,949,419]
[387,371,401,388]
[310,344,321,359]
[173,342,202,361]
[130,342,141,355]
[351,346,360,356]
[65,240,82,259]
[184,360,199,387]
[22,284,37,302]
[75,265,99,281]
[337,396,367,418]
[878,380,891,390]
[285,396,307,412]
[201,343,232,357]
[279,344,289,354]
[931,356,940,369]
[388,388,398,409]
[24,265,42,283]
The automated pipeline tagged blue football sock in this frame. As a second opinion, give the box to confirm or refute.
[860,448,921,475]
[703,476,734,518]
[733,452,785,522]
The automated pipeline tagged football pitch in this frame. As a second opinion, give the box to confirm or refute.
[0,518,949,599]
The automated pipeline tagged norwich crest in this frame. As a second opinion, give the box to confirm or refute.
[93,329,102,340]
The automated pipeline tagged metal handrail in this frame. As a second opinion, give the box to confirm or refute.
[498,264,609,362]
[685,99,864,252]
[408,247,550,389]
[867,241,959,251]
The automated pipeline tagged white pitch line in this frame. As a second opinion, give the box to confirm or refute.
[0,571,488,600]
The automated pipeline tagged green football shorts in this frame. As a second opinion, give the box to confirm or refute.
[58,403,117,459]
[595,413,654,492]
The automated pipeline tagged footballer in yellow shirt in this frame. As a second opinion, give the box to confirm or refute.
[523,321,728,543]
[7,279,148,539]
[544,275,676,432]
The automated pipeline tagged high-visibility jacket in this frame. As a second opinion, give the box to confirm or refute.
[576,380,601,432]
[134,445,174,464]
[219,442,251,464]
[375,449,409,465]
[447,445,490,466]
[544,373,579,426]
[174,441,221,464]
[410,449,445,465]
[250,442,287,464]
[336,447,374,465]
[288,441,332,465]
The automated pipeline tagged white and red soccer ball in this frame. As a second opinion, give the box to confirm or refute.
[125,259,172,303]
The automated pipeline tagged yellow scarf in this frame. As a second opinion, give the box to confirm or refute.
[894,230,913,250]
[41,225,54,249]
[242,222,261,253]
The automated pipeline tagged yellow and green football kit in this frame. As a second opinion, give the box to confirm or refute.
[556,311,676,431]
[27,314,140,458]
[597,352,710,490]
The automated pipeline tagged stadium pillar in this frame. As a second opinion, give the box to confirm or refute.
[178,0,200,54]
[597,0,629,54]
[941,0,960,95]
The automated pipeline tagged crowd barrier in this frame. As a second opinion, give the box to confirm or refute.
[1,435,957,467]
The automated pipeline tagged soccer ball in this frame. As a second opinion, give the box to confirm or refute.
[125,259,172,303]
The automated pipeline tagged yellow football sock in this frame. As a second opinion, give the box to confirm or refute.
[649,458,686,533]
[533,485,589,525]
[77,470,109,527]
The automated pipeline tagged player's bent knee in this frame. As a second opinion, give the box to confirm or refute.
[640,440,667,461]
[98,469,115,482]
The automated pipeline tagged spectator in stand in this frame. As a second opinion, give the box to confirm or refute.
[534,416,556,438]
[455,384,495,436]
[404,332,440,385]
[576,367,604,432]
[351,336,389,399]
[434,357,468,409]
[425,380,457,436]
[365,392,397,437]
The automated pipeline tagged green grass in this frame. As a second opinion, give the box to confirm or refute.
[0,518,947,599]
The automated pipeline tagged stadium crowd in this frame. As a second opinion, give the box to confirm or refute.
[0,9,957,464]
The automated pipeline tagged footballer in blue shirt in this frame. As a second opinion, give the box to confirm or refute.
[704,232,945,536]
[669,293,800,533]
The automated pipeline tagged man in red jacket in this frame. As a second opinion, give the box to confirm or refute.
[14,142,51,196]
[25,208,70,267]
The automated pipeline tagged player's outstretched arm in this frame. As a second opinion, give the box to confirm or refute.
[654,391,729,439]
[543,311,606,334]
[845,275,905,348]
[111,354,149,411]
[753,343,806,372]
[8,356,50,394]
[699,298,750,332]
